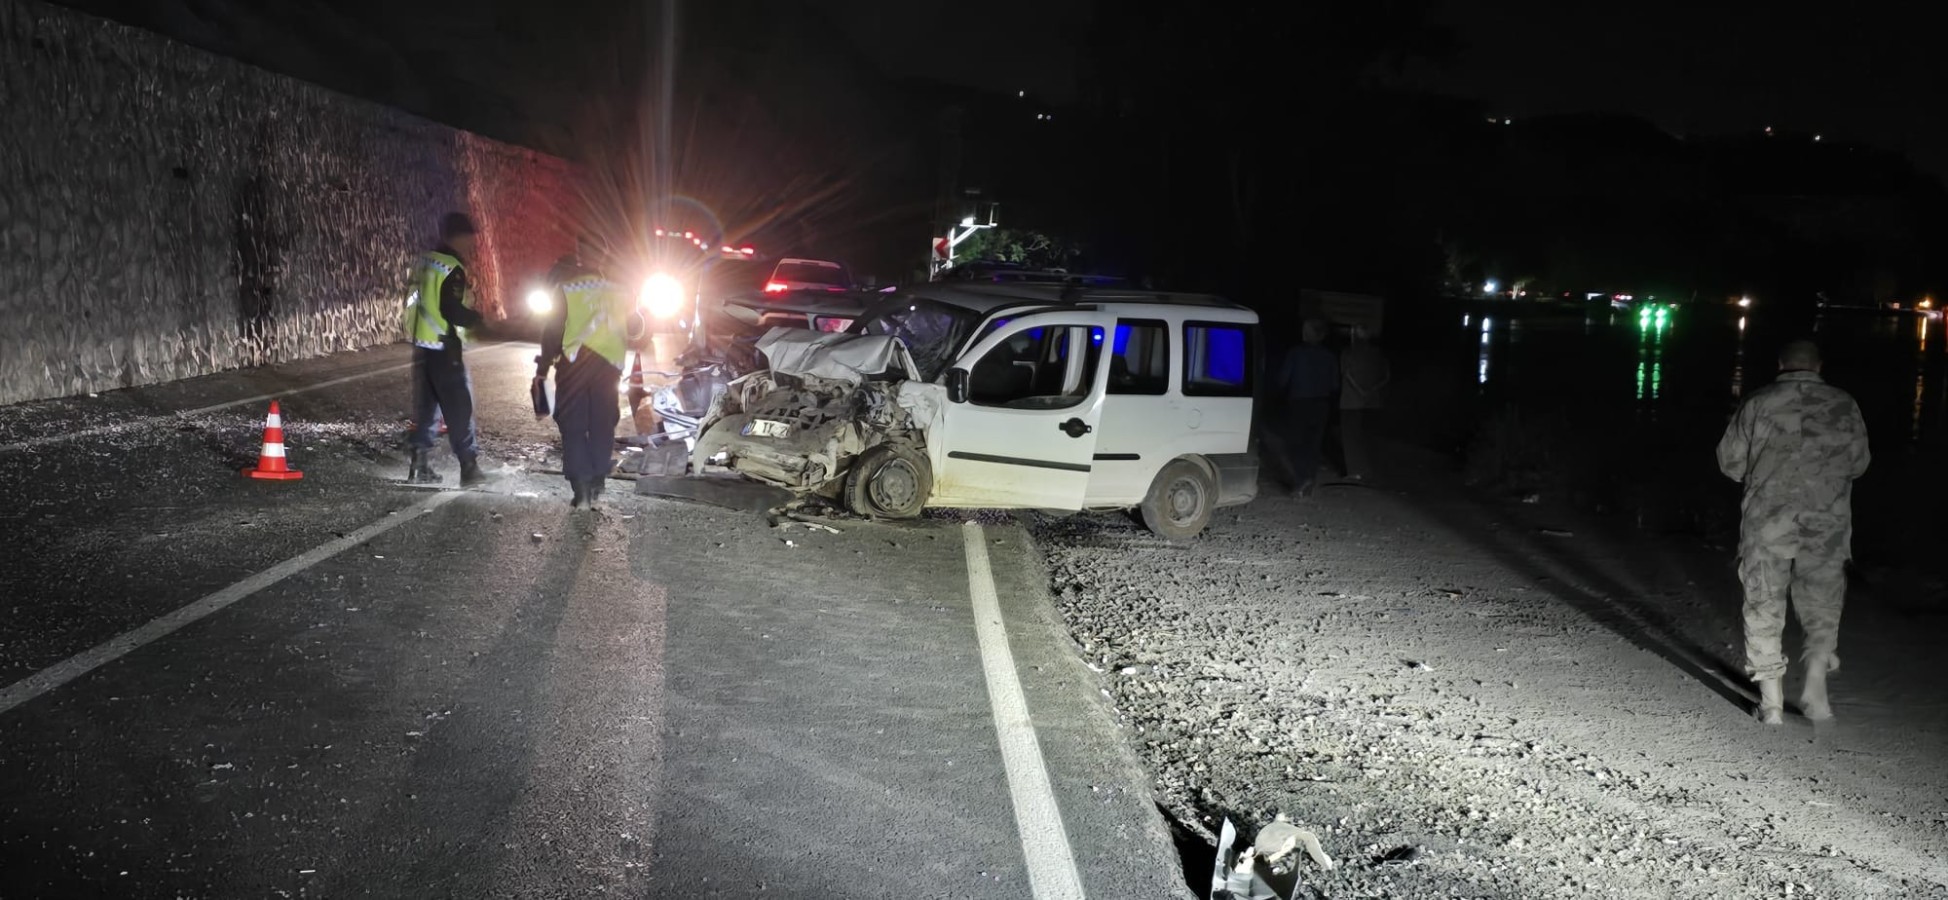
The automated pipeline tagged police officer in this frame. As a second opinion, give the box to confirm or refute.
[1716,339,1870,724]
[405,212,487,486]
[537,235,640,508]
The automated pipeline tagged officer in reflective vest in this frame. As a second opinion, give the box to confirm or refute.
[404,212,488,485]
[537,235,642,508]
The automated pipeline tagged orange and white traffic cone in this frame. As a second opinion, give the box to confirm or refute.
[242,400,304,481]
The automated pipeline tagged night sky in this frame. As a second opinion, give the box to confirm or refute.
[1424,0,1946,178]
[49,0,1948,184]
[822,0,1090,103]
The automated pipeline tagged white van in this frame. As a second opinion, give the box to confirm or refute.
[691,284,1260,538]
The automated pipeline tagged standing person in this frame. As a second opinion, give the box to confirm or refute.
[1270,319,1338,496]
[1338,324,1390,481]
[1716,340,1870,724]
[536,235,639,509]
[405,212,487,486]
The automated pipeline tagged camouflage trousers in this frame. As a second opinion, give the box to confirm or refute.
[1739,548,1846,682]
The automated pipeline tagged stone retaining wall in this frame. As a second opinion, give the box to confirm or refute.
[0,0,578,404]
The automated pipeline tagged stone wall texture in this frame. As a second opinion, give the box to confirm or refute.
[0,0,579,404]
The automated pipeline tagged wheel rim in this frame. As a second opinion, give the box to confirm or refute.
[1164,476,1206,524]
[869,458,921,512]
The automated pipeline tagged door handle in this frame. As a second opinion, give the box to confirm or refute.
[1059,417,1093,438]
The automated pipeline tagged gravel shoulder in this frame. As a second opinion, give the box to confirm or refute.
[1029,442,1948,899]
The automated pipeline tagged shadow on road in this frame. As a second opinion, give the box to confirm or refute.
[386,522,591,885]
[1372,447,1759,714]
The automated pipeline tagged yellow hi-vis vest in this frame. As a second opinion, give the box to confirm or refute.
[404,251,464,349]
[560,273,631,367]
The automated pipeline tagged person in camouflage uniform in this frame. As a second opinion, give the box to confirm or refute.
[1716,340,1870,725]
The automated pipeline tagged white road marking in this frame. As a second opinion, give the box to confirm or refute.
[0,342,523,454]
[0,492,462,716]
[961,521,1087,900]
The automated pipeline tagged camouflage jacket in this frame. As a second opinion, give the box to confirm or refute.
[1716,370,1870,561]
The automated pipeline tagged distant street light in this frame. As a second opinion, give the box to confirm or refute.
[1483,280,1498,295]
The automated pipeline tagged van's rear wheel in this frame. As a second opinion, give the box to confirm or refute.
[1140,459,1215,541]
[845,444,931,519]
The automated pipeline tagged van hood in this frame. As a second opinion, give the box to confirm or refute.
[755,328,920,385]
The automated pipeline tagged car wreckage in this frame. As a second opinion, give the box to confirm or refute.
[656,283,1262,539]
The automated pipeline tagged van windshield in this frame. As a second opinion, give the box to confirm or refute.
[851,297,983,382]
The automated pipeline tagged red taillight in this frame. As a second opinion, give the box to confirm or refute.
[764,281,788,293]
[740,246,756,255]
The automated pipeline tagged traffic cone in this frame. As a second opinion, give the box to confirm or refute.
[243,400,304,481]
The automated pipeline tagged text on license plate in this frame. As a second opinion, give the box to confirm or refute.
[743,418,792,438]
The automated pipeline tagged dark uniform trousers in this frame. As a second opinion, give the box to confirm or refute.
[554,352,622,483]
[410,347,479,462]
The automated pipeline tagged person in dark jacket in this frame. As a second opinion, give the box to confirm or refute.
[404,212,488,485]
[1270,319,1338,495]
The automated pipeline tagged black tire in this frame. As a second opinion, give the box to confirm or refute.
[845,443,932,519]
[1140,458,1216,541]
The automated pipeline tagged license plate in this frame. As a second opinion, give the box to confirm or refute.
[743,418,792,438]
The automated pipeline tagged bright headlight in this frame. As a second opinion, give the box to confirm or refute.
[526,289,553,314]
[642,272,685,319]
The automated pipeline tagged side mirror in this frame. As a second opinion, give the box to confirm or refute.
[946,367,970,404]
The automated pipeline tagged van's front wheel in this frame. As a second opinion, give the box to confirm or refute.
[1140,459,1215,541]
[845,443,931,519]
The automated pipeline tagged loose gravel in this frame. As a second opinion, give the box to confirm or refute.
[1028,473,1948,899]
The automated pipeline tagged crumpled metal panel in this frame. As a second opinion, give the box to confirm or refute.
[0,0,578,405]
[754,328,920,385]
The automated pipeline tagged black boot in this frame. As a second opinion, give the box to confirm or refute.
[570,480,588,508]
[408,449,441,484]
[587,476,606,506]
[459,456,487,487]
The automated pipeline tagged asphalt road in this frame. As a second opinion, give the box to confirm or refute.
[0,339,1187,899]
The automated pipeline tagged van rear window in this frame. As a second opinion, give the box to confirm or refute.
[1183,323,1251,397]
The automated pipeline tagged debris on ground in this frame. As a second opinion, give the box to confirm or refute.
[1210,818,1291,900]
[1254,814,1333,873]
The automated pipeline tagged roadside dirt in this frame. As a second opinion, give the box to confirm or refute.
[1028,444,1948,899]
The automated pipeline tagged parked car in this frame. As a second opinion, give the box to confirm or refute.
[687,282,1260,538]
[763,258,854,294]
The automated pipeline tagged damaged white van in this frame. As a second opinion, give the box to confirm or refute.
[689,284,1260,538]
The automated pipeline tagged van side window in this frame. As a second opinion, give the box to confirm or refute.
[1183,322,1252,397]
[1109,320,1170,395]
[969,325,1105,410]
